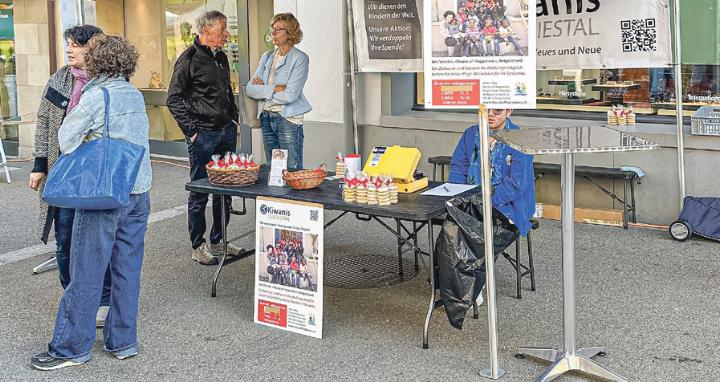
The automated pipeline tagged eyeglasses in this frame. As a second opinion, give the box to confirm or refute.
[270,27,287,35]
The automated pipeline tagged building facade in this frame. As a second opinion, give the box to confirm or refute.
[8,0,720,224]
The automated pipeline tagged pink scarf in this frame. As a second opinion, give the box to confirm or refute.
[68,67,90,112]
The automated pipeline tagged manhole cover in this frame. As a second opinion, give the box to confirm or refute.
[325,254,419,289]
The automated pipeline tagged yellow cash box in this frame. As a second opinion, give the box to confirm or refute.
[362,145,428,193]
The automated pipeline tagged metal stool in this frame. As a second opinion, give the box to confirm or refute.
[428,156,451,182]
[501,219,538,299]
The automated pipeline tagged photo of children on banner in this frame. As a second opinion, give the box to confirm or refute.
[258,228,318,291]
[437,0,527,57]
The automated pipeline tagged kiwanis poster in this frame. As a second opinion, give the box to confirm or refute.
[535,0,671,69]
[423,0,536,109]
[254,197,324,339]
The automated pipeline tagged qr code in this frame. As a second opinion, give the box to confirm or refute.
[621,18,657,52]
[310,209,319,222]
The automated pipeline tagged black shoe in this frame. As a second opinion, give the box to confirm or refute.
[31,352,87,371]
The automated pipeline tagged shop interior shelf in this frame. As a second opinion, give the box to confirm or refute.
[547,79,598,85]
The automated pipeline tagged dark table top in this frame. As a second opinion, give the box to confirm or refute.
[185,166,481,221]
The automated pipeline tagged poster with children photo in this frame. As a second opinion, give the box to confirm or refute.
[433,0,529,58]
[257,227,319,292]
[423,0,536,109]
[254,197,324,338]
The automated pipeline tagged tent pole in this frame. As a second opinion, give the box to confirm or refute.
[673,0,686,206]
[478,106,505,380]
[345,0,360,155]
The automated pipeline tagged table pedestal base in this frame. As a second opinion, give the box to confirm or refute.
[517,347,625,382]
[479,367,506,380]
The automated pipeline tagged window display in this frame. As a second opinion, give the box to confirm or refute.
[416,65,720,118]
[536,68,652,112]
[164,0,240,92]
[93,0,241,143]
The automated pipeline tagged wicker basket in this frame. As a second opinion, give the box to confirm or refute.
[283,163,327,190]
[206,165,260,186]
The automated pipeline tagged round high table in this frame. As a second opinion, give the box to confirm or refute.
[496,126,659,382]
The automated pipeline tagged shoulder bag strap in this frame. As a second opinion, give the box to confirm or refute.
[101,87,110,137]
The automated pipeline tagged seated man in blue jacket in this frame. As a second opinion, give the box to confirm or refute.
[448,109,535,237]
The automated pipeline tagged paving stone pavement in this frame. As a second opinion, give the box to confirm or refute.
[0,160,718,381]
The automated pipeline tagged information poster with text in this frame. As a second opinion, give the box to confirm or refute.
[254,197,324,339]
[352,0,423,72]
[423,0,536,109]
[536,0,671,69]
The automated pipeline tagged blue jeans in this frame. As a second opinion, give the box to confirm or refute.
[48,192,150,360]
[261,111,304,171]
[187,124,237,249]
[494,36,522,55]
[54,207,111,306]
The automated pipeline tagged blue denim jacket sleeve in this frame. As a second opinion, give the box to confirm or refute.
[492,147,533,206]
[246,51,275,100]
[270,53,309,105]
[58,103,98,154]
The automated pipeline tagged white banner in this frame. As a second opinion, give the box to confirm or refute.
[423,0,536,109]
[254,197,324,339]
[352,0,424,72]
[536,0,672,69]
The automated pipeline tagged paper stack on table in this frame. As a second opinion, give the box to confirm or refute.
[421,183,478,197]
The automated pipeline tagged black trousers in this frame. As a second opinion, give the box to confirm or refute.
[187,123,237,249]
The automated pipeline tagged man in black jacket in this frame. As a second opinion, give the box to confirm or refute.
[168,10,242,265]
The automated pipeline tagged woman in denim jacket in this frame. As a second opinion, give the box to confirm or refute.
[32,35,152,371]
[247,12,311,171]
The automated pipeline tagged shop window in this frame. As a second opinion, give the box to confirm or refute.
[163,1,240,92]
[94,0,240,143]
[0,2,17,144]
[535,68,654,114]
[415,64,720,119]
[414,0,720,120]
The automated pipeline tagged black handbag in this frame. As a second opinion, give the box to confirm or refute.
[267,266,275,274]
[444,36,457,47]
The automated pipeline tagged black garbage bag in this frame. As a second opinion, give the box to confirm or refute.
[436,194,519,330]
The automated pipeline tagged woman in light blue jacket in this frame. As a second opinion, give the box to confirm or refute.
[31,35,152,371]
[246,12,311,171]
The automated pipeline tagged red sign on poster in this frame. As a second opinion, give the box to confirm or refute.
[257,299,287,327]
[431,79,480,106]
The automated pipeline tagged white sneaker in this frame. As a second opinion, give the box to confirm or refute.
[475,285,486,306]
[96,306,109,328]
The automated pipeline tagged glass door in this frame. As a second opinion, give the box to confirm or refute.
[89,0,252,158]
